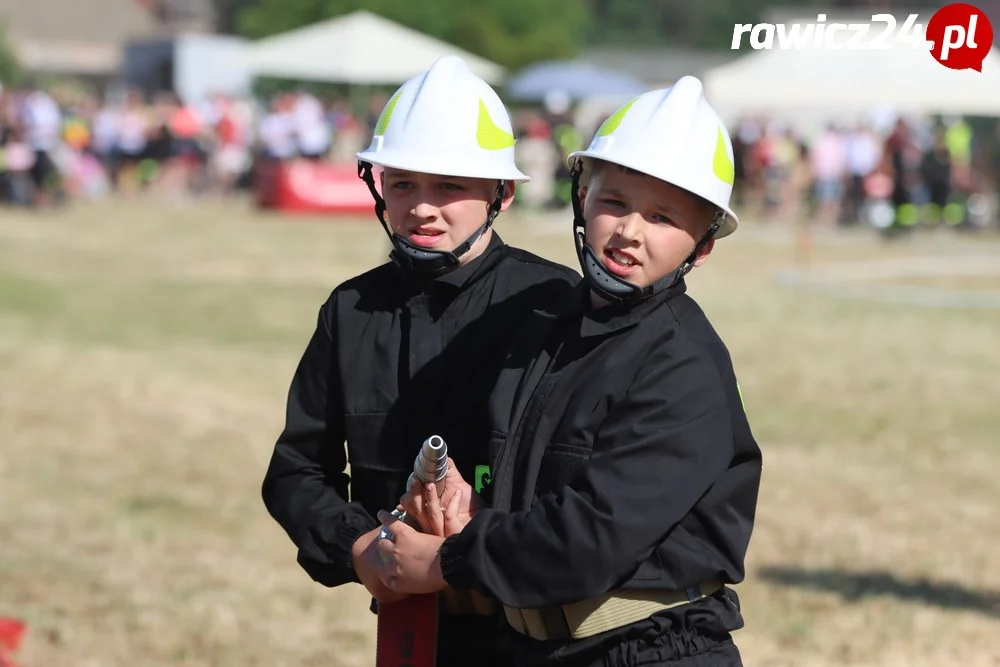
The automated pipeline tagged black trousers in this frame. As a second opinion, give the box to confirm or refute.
[436,614,508,667]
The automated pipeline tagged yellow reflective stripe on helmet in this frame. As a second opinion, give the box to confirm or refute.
[374,89,403,137]
[713,128,735,185]
[596,98,638,137]
[477,99,515,150]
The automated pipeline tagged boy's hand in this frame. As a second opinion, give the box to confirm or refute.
[400,459,482,536]
[351,527,409,603]
[375,511,448,594]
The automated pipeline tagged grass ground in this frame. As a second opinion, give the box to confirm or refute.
[1,199,998,666]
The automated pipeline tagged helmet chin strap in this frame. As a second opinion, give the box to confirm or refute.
[358,161,505,276]
[569,161,724,307]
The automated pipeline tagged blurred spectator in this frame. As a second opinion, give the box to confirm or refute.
[809,123,847,227]
[293,93,331,160]
[21,88,64,205]
[515,111,560,209]
[116,89,151,192]
[842,123,882,225]
[922,128,954,226]
[210,94,253,195]
[2,125,36,205]
[884,118,922,230]
[258,95,297,161]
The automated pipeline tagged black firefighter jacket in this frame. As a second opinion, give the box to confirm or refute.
[262,232,578,584]
[438,280,763,666]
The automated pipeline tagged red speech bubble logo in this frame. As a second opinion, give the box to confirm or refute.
[927,3,993,71]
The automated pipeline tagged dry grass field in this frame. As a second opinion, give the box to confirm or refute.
[1,198,998,667]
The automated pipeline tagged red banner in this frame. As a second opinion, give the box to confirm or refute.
[255,159,375,216]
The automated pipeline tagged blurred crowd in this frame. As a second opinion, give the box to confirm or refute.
[3,82,1000,232]
[504,106,1000,232]
[729,115,1000,231]
[0,85,371,207]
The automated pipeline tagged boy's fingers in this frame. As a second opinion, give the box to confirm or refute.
[424,483,445,534]
[444,488,464,533]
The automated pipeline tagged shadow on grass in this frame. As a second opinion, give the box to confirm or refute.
[758,565,1000,618]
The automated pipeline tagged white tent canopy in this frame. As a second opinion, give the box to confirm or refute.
[704,36,1000,122]
[245,10,505,85]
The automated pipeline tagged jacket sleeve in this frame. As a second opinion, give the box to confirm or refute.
[261,294,378,587]
[438,336,735,608]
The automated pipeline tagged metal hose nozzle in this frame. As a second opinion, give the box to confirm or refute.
[407,435,448,493]
[380,436,449,548]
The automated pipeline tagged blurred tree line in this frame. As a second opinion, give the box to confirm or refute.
[218,0,587,71]
[0,21,22,86]
[214,0,953,70]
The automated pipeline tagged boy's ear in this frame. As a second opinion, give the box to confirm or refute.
[499,181,516,212]
[692,237,715,267]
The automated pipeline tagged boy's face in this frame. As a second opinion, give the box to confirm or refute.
[381,169,515,265]
[580,164,716,290]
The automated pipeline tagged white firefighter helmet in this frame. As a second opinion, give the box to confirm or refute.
[568,76,738,237]
[356,55,529,182]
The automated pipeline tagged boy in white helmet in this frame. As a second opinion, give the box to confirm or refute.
[374,76,763,667]
[261,56,579,667]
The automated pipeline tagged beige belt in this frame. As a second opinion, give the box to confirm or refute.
[503,581,723,640]
[439,586,498,615]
